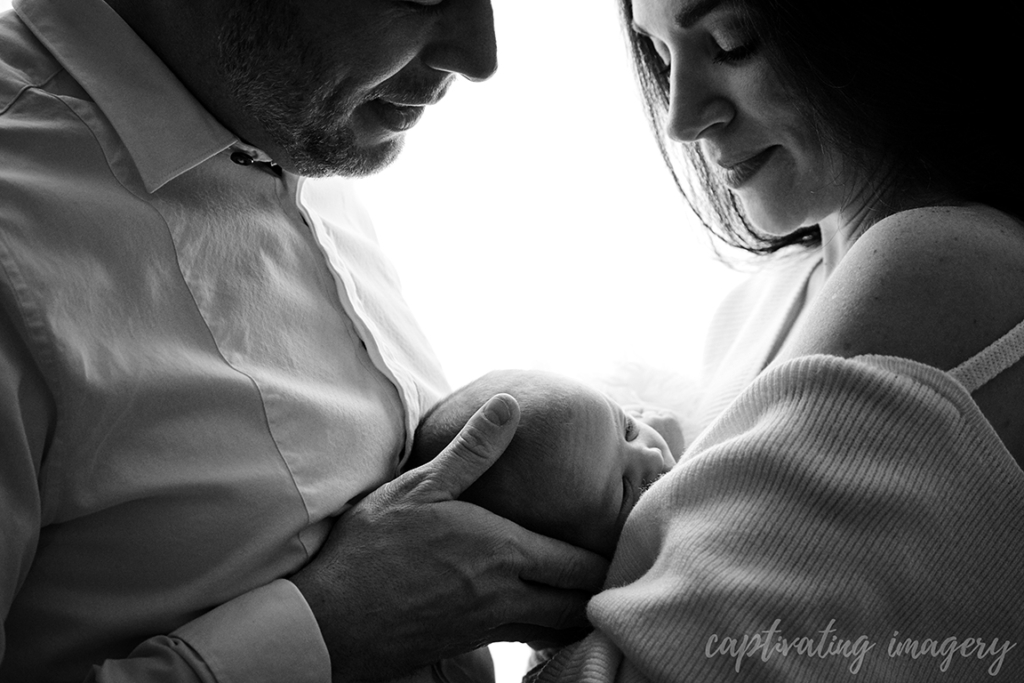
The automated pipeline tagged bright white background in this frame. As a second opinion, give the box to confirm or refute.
[1,0,745,678]
[356,1,745,392]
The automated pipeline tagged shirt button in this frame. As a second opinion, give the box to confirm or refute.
[231,151,254,166]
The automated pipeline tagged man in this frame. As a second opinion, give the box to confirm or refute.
[0,0,607,680]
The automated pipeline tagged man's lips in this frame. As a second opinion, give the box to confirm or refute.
[367,99,426,132]
[377,95,440,108]
[367,79,453,133]
[376,75,454,108]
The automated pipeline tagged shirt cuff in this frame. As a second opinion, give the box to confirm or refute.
[171,578,331,683]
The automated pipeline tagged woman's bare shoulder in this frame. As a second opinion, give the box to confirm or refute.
[784,204,1024,370]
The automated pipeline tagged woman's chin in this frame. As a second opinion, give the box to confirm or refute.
[739,202,805,239]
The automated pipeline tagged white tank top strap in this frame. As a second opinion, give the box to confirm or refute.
[950,317,1024,393]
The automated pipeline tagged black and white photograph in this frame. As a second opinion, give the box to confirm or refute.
[1,0,1021,680]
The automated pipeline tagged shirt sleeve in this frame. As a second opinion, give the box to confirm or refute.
[87,580,331,683]
[0,294,52,668]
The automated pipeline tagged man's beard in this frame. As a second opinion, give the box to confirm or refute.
[215,0,401,177]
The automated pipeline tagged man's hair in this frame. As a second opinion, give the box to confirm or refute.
[618,0,1023,256]
[409,370,604,554]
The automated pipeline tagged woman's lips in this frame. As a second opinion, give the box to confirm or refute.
[719,146,778,189]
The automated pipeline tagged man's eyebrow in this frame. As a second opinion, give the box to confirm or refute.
[676,0,725,29]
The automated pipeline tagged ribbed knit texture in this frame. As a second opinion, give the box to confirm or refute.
[535,354,1024,682]
[533,250,1024,682]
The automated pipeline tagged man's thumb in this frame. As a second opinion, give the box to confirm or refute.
[427,393,520,499]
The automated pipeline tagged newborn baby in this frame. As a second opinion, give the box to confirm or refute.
[408,369,678,559]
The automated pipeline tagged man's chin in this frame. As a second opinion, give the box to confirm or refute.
[283,136,404,178]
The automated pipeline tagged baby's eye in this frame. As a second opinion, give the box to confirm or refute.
[624,415,640,442]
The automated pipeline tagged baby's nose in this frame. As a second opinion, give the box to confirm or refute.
[640,425,676,470]
[630,434,673,490]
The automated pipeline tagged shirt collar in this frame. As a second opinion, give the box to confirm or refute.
[14,0,239,192]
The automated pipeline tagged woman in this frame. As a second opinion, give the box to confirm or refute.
[531,0,1024,680]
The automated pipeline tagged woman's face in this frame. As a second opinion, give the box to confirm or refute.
[630,0,857,236]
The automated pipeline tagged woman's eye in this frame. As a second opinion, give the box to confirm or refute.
[624,415,640,442]
[713,38,759,64]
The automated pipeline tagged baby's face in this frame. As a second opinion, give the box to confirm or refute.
[538,384,675,556]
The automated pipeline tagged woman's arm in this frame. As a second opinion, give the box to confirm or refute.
[781,204,1024,465]
[534,354,1024,682]
[531,206,1024,681]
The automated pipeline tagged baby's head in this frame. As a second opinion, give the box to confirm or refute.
[409,369,675,558]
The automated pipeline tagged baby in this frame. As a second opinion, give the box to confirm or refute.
[407,369,678,559]
[396,369,679,683]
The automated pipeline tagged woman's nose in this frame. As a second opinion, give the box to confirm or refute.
[422,0,498,82]
[665,66,733,142]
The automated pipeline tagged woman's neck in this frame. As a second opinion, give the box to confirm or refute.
[816,167,962,276]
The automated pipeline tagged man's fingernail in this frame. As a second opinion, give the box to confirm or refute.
[484,395,512,426]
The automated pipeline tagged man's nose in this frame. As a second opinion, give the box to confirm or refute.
[422,0,498,82]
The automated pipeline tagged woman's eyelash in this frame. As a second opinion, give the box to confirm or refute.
[404,0,445,13]
[650,40,758,76]
[714,39,760,64]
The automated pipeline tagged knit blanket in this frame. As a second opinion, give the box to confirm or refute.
[531,354,1024,682]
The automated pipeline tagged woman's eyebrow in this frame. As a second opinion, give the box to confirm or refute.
[676,0,725,28]
[632,0,727,35]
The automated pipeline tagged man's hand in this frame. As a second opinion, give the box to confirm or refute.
[290,394,609,682]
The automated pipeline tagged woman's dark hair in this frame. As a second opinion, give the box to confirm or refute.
[619,0,1023,254]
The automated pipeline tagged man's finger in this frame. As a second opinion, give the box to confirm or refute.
[421,393,520,500]
[494,583,597,633]
[512,530,610,593]
[490,623,594,649]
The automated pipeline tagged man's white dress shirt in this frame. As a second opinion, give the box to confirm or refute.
[0,0,449,680]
